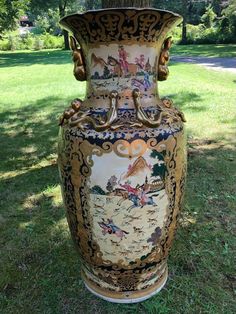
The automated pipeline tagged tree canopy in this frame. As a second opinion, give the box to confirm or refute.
[0,0,30,37]
[0,0,235,45]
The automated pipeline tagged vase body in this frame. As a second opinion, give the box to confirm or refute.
[58,8,186,303]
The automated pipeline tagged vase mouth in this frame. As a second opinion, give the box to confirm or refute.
[60,8,183,36]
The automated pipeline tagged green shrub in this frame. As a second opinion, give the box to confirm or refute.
[185,24,219,44]
[0,38,10,51]
[199,27,218,44]
[0,32,64,51]
[169,26,182,44]
[41,33,63,49]
[8,35,21,51]
[187,24,205,43]
[21,33,34,50]
[34,37,44,50]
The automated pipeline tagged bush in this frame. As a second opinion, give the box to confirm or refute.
[184,24,219,44]
[8,34,22,50]
[40,33,63,49]
[0,32,64,51]
[0,38,10,51]
[21,33,35,50]
[34,37,44,50]
[199,27,218,44]
[186,24,205,43]
[169,26,182,44]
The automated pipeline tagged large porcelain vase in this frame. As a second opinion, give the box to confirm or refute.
[58,8,186,303]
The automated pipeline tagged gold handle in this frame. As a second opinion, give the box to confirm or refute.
[70,36,86,81]
[158,36,172,81]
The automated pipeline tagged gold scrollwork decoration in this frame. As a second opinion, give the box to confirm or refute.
[113,139,147,158]
[60,9,182,44]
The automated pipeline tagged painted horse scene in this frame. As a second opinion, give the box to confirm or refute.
[89,44,157,92]
[88,149,169,265]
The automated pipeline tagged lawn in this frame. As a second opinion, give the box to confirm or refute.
[171,43,236,58]
[0,49,236,314]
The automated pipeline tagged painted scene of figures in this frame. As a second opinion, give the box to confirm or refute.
[89,44,157,93]
[88,149,169,265]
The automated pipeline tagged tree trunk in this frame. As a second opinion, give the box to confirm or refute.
[63,29,70,50]
[180,0,188,44]
[101,0,152,8]
[59,3,70,50]
[181,18,187,44]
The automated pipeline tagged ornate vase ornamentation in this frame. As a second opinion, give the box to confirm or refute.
[58,8,186,303]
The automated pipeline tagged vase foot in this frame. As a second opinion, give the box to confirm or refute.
[82,267,168,304]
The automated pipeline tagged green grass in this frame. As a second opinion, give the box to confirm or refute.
[0,49,236,314]
[171,44,236,58]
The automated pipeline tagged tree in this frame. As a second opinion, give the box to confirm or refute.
[152,0,187,43]
[221,0,236,38]
[34,9,61,34]
[211,0,228,16]
[58,1,70,49]
[0,0,30,38]
[30,0,78,49]
[201,5,217,28]
[152,0,216,43]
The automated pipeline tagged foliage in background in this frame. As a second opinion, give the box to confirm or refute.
[34,9,61,35]
[219,0,236,42]
[201,4,217,28]
[0,0,30,38]
[29,0,78,49]
[0,32,63,51]
[0,0,236,50]
[152,0,236,44]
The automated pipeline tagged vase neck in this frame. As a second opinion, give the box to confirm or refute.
[60,8,183,109]
[82,42,163,109]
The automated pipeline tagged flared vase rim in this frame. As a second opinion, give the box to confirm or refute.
[60,7,183,26]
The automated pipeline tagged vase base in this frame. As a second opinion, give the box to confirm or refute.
[82,268,168,304]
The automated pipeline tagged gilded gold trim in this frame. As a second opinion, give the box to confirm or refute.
[82,267,168,300]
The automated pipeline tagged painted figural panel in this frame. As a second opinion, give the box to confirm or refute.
[90,150,168,263]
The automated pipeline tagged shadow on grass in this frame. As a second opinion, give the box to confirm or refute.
[0,95,75,173]
[171,44,236,58]
[162,90,206,112]
[0,50,71,67]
